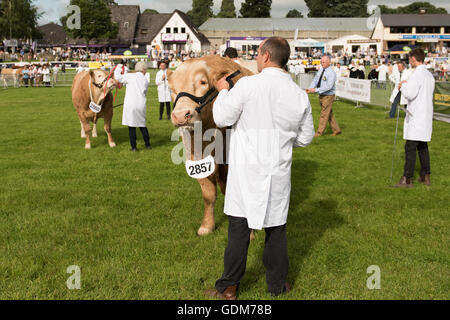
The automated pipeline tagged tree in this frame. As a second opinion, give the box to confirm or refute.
[143,9,159,14]
[286,9,303,18]
[0,0,42,40]
[60,0,118,49]
[305,0,369,17]
[239,0,272,18]
[217,0,236,18]
[187,0,214,27]
[379,2,447,14]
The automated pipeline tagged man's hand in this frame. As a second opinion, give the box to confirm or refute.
[306,88,316,94]
[398,80,407,90]
[217,75,230,91]
[162,74,166,80]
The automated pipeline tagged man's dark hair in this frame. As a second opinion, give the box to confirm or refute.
[260,37,291,68]
[223,47,238,59]
[409,48,425,63]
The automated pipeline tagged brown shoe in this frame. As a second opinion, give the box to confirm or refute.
[204,285,238,300]
[393,176,413,188]
[331,131,342,136]
[419,174,431,186]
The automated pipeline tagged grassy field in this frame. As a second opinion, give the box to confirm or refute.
[0,77,449,300]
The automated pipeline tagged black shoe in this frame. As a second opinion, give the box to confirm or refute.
[270,282,291,297]
[130,148,138,152]
[146,145,152,150]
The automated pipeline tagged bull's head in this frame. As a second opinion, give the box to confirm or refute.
[89,69,118,105]
[169,56,245,131]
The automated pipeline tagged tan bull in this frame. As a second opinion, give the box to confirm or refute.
[169,56,254,236]
[71,69,118,149]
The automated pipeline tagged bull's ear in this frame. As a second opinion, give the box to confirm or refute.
[89,70,95,78]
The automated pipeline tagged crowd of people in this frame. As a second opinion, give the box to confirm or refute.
[288,49,449,82]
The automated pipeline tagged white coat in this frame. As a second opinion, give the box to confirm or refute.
[155,69,171,102]
[389,68,413,104]
[400,64,435,142]
[213,67,315,230]
[114,66,149,127]
[377,64,388,81]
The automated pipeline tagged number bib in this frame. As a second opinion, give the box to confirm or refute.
[89,101,102,113]
[185,155,215,179]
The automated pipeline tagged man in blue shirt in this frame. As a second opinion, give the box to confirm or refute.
[306,55,342,137]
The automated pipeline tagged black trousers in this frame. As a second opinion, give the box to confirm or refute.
[128,126,150,149]
[215,216,289,295]
[159,102,171,119]
[404,140,431,178]
[389,92,401,118]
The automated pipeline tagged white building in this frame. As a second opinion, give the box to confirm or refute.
[135,10,210,54]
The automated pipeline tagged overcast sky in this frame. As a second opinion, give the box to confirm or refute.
[36,0,450,25]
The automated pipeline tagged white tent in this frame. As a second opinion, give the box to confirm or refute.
[325,34,381,54]
[294,38,325,48]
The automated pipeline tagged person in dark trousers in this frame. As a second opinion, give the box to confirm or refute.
[114,61,152,151]
[155,61,172,120]
[394,48,435,187]
[204,37,315,300]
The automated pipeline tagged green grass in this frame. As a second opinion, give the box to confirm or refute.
[0,81,449,300]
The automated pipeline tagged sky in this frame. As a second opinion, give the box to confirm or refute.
[35,0,450,25]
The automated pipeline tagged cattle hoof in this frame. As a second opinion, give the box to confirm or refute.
[92,133,98,138]
[109,142,116,148]
[197,227,214,236]
[85,143,91,149]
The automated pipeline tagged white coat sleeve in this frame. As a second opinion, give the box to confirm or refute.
[213,80,247,128]
[155,71,163,86]
[114,64,128,84]
[294,96,315,148]
[400,73,420,102]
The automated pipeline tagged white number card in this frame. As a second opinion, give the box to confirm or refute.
[185,155,215,179]
[89,101,102,113]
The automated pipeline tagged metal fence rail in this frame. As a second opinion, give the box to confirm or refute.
[1,70,77,88]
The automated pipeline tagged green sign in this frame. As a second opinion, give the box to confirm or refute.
[434,82,450,115]
[123,50,133,56]
[403,46,412,52]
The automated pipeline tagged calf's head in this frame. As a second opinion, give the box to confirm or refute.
[89,69,118,104]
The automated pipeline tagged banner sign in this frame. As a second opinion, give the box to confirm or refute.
[336,77,371,103]
[401,35,450,40]
[162,33,188,42]
[434,82,450,115]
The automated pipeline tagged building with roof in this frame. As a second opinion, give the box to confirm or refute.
[199,17,373,53]
[135,10,210,54]
[36,6,209,54]
[371,14,450,53]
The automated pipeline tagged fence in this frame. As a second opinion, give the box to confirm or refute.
[292,73,450,122]
[1,70,77,88]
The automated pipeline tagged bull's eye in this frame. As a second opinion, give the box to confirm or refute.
[200,80,207,85]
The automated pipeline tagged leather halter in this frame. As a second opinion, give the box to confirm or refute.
[173,70,241,115]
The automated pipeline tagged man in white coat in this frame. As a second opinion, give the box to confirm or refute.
[376,62,389,89]
[395,48,435,187]
[114,62,151,151]
[205,37,315,299]
[155,61,172,120]
[387,61,412,118]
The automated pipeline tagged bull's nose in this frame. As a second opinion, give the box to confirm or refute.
[171,109,191,126]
